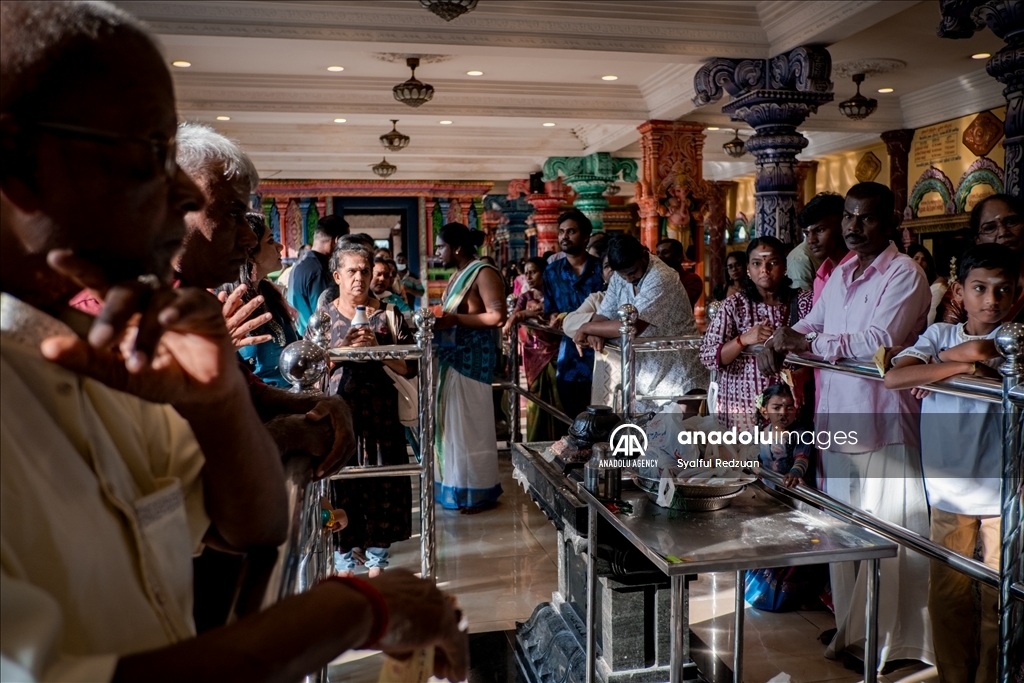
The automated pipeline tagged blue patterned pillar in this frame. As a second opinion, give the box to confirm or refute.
[541,152,638,232]
[298,198,313,244]
[694,47,834,245]
[485,194,533,263]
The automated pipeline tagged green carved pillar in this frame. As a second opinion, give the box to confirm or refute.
[542,152,638,232]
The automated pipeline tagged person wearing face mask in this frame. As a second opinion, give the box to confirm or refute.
[699,236,812,430]
[395,251,424,308]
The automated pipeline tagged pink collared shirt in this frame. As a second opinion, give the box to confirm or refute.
[812,251,855,304]
[793,242,930,453]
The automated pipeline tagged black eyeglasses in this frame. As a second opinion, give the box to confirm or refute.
[978,215,1023,236]
[29,121,177,181]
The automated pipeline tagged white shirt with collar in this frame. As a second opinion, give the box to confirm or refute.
[1,293,208,682]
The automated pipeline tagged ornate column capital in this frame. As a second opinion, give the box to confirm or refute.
[508,176,570,255]
[938,0,1023,196]
[693,46,834,244]
[542,152,638,232]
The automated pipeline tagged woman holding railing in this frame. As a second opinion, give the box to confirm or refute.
[319,241,416,576]
[700,237,812,430]
[503,257,562,440]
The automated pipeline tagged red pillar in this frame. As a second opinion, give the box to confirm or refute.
[636,120,706,252]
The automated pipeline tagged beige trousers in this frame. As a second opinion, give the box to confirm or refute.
[928,508,1001,683]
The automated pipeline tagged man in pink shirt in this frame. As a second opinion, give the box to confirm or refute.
[799,192,851,304]
[761,183,934,670]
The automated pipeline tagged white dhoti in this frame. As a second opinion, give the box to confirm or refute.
[434,366,502,509]
[823,444,934,669]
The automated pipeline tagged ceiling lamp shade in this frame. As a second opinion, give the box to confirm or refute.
[723,130,746,158]
[372,157,397,178]
[393,58,434,108]
[838,73,877,121]
[380,120,410,152]
[420,0,478,21]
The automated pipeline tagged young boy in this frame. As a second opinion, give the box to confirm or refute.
[884,243,1019,683]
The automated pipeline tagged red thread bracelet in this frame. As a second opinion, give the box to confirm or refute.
[320,575,389,649]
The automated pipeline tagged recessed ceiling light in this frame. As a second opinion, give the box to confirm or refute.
[327,66,345,72]
[216,116,231,121]
[333,118,347,123]
[601,75,618,81]
[707,126,720,130]
[972,52,991,60]
[439,120,453,125]
[543,122,556,127]
[171,60,191,68]
[466,70,484,76]
[877,87,894,93]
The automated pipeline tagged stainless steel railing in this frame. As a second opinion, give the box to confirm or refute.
[505,298,1023,680]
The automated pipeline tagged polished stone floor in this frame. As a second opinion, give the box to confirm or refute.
[328,453,935,683]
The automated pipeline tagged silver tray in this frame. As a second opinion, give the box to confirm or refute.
[632,474,748,498]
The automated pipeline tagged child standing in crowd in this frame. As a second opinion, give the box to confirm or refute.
[754,383,812,488]
[885,243,1018,683]
[745,383,829,612]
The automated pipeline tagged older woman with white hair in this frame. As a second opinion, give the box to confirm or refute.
[320,241,416,576]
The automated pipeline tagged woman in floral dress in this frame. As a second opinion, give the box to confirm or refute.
[699,236,812,431]
[321,242,416,576]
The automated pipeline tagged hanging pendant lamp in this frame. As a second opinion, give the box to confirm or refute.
[393,58,434,108]
[838,73,877,121]
[420,0,478,21]
[723,130,746,158]
[380,120,410,152]
[372,157,397,178]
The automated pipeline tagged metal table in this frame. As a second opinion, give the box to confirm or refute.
[579,482,898,683]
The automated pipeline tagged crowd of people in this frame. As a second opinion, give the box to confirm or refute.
[1,1,1021,681]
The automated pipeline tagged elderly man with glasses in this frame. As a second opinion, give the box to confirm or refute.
[0,2,467,681]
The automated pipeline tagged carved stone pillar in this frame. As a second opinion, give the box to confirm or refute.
[705,181,735,293]
[542,153,638,232]
[938,0,1023,196]
[694,47,834,245]
[881,129,915,216]
[508,177,570,255]
[795,161,818,211]
[635,121,707,251]
[485,194,533,263]
[480,200,503,261]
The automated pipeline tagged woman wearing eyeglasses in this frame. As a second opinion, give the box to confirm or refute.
[936,194,1024,324]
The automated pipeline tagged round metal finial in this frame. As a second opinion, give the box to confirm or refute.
[279,339,329,394]
[617,303,638,325]
[704,299,722,326]
[306,308,332,349]
[506,294,518,317]
[414,307,436,333]
[995,322,1024,372]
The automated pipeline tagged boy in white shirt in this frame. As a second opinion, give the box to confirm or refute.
[885,243,1018,683]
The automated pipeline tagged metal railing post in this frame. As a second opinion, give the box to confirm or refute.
[618,304,638,418]
[415,309,437,581]
[506,294,522,443]
[995,322,1023,683]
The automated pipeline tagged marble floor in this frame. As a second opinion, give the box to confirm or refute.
[328,452,936,683]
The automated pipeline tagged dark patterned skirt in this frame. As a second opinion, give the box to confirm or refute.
[330,363,413,549]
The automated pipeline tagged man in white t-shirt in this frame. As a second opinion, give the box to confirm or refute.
[885,243,1019,683]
